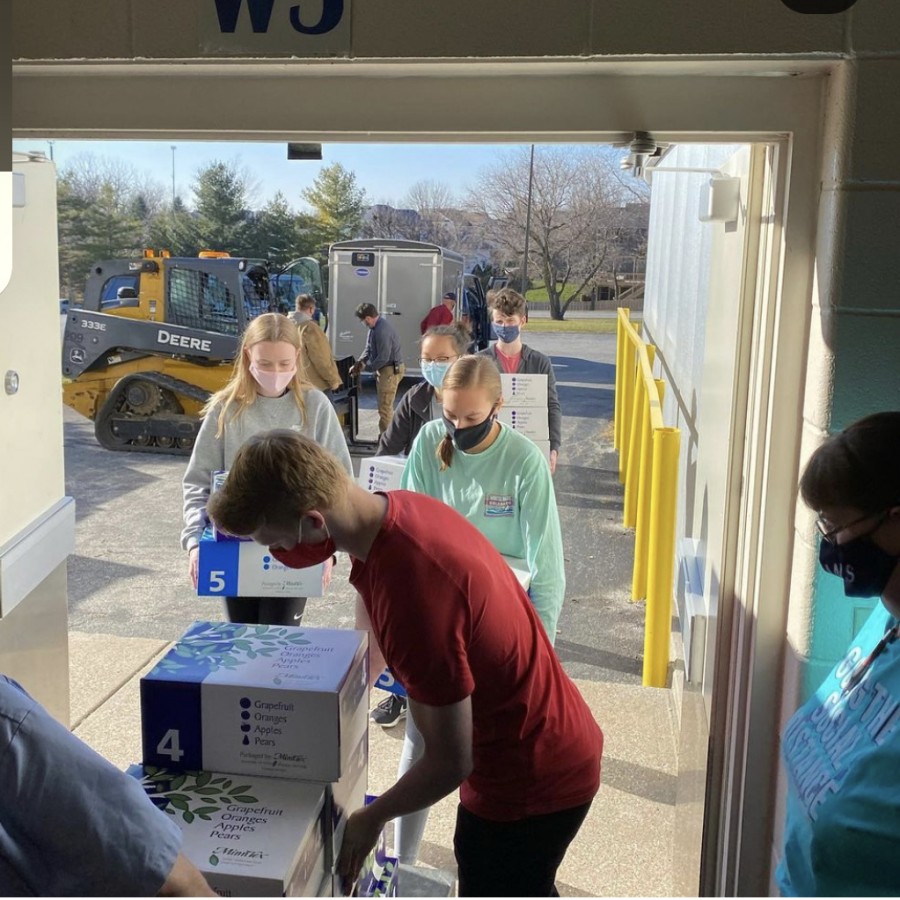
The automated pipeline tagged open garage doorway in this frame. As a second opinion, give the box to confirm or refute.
[11,57,828,896]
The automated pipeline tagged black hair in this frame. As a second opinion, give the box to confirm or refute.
[799,411,900,513]
[355,302,378,319]
[420,322,469,355]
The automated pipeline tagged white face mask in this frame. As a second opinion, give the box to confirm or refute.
[249,364,295,395]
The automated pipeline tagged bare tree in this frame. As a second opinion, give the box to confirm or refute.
[469,147,649,319]
[359,201,422,240]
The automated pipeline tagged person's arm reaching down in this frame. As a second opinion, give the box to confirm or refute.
[335,696,473,889]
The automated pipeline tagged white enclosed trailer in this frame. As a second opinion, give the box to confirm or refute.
[329,239,464,376]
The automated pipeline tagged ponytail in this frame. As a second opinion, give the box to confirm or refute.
[437,433,455,471]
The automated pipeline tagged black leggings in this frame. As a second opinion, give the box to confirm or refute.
[224,596,307,625]
[453,800,593,897]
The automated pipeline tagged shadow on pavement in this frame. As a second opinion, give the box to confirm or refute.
[67,554,156,607]
[554,464,625,513]
[555,637,644,679]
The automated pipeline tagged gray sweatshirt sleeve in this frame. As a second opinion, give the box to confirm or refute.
[522,347,562,453]
[306,389,353,475]
[181,407,225,551]
[544,358,562,453]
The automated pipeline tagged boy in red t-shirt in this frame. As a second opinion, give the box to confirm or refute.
[207,429,603,898]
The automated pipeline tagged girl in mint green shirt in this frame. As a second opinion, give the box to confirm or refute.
[401,354,565,642]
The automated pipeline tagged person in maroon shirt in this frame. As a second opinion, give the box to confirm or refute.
[420,291,456,333]
[207,429,603,898]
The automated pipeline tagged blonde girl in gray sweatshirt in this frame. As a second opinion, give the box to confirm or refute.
[181,313,352,624]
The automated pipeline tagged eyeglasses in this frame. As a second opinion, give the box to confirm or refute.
[419,356,459,365]
[815,510,888,545]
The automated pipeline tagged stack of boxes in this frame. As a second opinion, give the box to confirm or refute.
[497,373,551,464]
[132,621,392,897]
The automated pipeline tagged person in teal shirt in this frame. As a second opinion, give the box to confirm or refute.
[401,354,565,641]
[393,353,566,866]
[778,411,900,896]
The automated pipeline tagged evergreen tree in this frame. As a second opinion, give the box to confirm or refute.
[57,173,143,299]
[191,161,251,253]
[246,191,303,266]
[301,163,366,255]
[146,198,201,258]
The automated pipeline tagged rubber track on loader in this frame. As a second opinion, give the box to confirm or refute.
[94,372,210,456]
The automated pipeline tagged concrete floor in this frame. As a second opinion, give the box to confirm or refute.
[63,330,680,896]
[70,633,677,898]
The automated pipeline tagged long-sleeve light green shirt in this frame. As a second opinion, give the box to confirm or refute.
[401,419,565,642]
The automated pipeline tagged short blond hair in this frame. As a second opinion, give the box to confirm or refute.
[207,430,350,537]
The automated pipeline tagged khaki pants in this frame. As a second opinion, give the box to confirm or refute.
[375,364,405,433]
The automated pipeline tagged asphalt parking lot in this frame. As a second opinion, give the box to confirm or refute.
[64,330,645,686]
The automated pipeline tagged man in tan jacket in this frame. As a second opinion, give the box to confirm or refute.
[290,294,343,392]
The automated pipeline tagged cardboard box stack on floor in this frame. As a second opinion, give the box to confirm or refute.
[133,621,387,897]
[497,374,551,464]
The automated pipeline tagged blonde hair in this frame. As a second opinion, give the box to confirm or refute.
[295,293,315,313]
[207,430,350,536]
[204,313,309,437]
[437,355,502,471]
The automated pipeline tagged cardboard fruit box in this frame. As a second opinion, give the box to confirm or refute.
[500,373,548,407]
[357,455,406,493]
[498,406,550,440]
[197,527,327,598]
[129,765,327,897]
[141,623,369,783]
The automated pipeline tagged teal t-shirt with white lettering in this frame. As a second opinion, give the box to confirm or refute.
[401,420,565,643]
[778,602,900,896]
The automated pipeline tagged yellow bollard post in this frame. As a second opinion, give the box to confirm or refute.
[643,427,681,688]
[614,311,625,451]
[623,373,645,528]
[631,400,653,600]
[615,310,631,451]
[618,338,635,484]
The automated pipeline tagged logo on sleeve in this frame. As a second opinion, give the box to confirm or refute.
[484,494,515,517]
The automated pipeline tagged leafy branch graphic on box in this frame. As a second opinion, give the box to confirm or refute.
[140,767,259,824]
[148,622,313,679]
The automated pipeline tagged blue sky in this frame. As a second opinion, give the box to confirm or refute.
[11,139,536,209]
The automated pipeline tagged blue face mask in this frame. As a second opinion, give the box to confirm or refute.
[492,323,520,344]
[421,361,452,390]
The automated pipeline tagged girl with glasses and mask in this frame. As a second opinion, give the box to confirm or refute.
[778,411,900,897]
[391,353,565,866]
[375,323,470,457]
[181,313,352,626]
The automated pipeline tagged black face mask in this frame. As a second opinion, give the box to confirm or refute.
[443,408,496,453]
[819,534,899,598]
